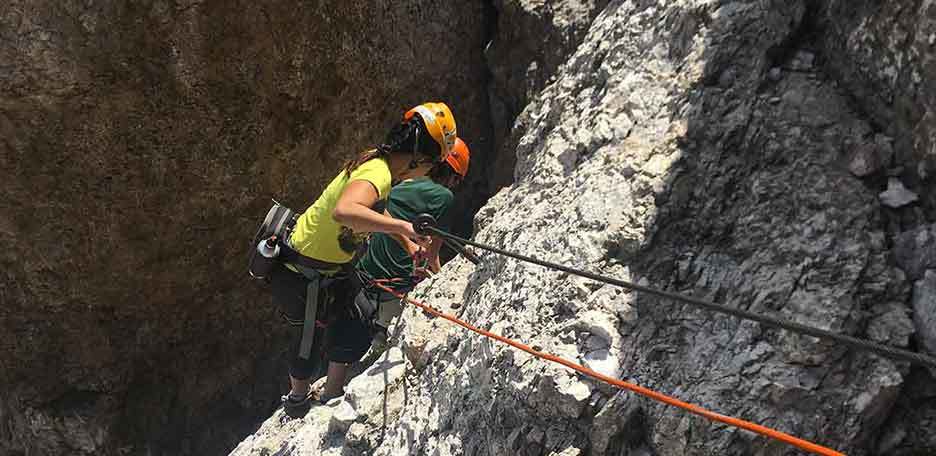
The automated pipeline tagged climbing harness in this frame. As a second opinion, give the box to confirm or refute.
[248,200,345,280]
[410,246,432,284]
[299,274,322,360]
[411,215,936,370]
[369,280,845,456]
[249,200,352,361]
[278,269,349,360]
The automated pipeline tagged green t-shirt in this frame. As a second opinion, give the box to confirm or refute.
[356,177,454,290]
[289,157,392,264]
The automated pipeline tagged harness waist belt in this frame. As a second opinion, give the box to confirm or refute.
[277,239,346,271]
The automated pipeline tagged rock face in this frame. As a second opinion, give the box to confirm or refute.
[913,271,936,355]
[818,0,936,223]
[229,347,411,456]
[0,1,492,455]
[232,1,935,455]
[894,224,936,281]
[483,0,610,193]
[819,0,936,181]
[875,368,936,455]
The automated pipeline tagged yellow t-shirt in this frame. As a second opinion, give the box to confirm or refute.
[289,157,392,264]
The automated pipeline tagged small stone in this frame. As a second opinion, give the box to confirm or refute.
[789,50,816,71]
[718,68,736,87]
[548,448,582,456]
[527,427,545,444]
[879,178,919,208]
[848,135,893,177]
[798,50,815,65]
[848,143,881,177]
[895,225,936,280]
[345,422,369,447]
[328,400,358,434]
[768,67,783,81]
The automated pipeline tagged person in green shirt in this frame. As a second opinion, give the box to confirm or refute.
[269,102,458,418]
[354,137,471,354]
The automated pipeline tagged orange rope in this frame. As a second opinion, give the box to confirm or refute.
[371,281,845,456]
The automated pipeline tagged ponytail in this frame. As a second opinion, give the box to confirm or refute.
[342,117,441,176]
[341,145,391,176]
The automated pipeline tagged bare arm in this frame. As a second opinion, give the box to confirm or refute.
[385,209,420,256]
[333,180,428,244]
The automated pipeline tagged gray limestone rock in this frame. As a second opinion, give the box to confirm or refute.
[820,0,936,179]
[228,347,409,456]
[873,369,936,455]
[849,134,895,177]
[895,224,936,281]
[589,392,642,454]
[483,0,610,193]
[867,302,915,347]
[347,0,906,454]
[913,270,936,355]
[768,67,783,82]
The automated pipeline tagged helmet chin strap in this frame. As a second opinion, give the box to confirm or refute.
[408,122,422,170]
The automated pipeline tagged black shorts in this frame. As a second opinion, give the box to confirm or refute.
[269,263,372,378]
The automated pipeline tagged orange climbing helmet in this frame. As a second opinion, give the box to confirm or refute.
[403,102,457,159]
[445,137,470,177]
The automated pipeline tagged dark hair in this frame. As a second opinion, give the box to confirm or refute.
[428,161,461,190]
[342,117,441,175]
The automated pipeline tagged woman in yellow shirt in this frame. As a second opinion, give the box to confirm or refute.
[270,102,457,417]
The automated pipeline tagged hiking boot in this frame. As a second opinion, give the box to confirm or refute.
[281,388,315,418]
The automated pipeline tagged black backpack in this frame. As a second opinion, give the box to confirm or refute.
[248,200,298,280]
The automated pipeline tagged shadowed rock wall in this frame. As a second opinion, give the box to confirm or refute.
[0,1,492,454]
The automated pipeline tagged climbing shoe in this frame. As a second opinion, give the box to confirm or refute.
[281,389,316,418]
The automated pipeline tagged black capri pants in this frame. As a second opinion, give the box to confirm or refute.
[269,263,372,380]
